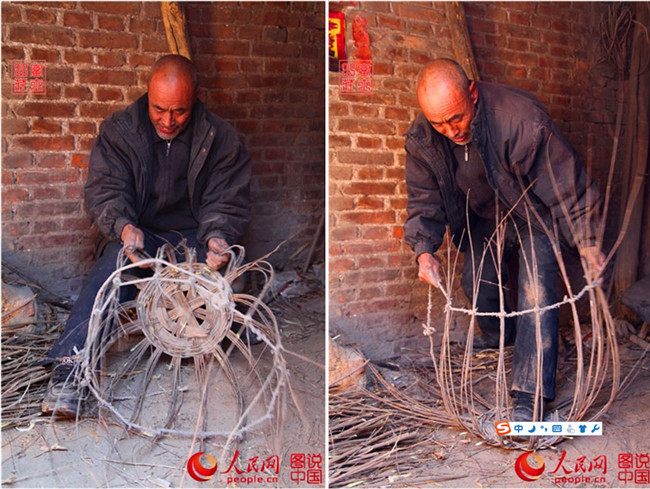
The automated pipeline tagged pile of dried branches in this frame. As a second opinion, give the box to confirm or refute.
[329,363,457,488]
[1,294,66,429]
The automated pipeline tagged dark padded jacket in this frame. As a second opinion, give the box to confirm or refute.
[84,94,251,247]
[404,81,600,258]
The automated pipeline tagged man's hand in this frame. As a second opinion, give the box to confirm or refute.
[206,237,230,271]
[579,245,606,282]
[417,253,442,288]
[120,223,149,267]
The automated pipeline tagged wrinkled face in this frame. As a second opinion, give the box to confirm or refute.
[418,81,478,146]
[147,72,196,140]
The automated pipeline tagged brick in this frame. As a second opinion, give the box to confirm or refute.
[392,3,444,23]
[2,188,30,203]
[330,257,356,273]
[351,105,379,117]
[2,118,29,135]
[356,167,383,180]
[16,102,76,118]
[46,66,74,84]
[98,52,127,68]
[16,170,77,186]
[10,26,75,46]
[68,121,96,135]
[64,50,94,65]
[64,183,84,199]
[385,168,404,180]
[64,11,93,28]
[15,233,81,251]
[356,196,384,210]
[78,69,137,86]
[338,210,395,225]
[330,226,358,242]
[356,136,381,149]
[385,107,409,121]
[344,182,396,195]
[362,227,391,240]
[62,216,92,231]
[38,154,66,168]
[2,222,31,237]
[71,154,90,168]
[129,17,157,34]
[508,11,531,26]
[12,136,74,152]
[98,14,125,31]
[32,220,61,234]
[142,35,171,53]
[338,119,395,135]
[77,135,98,152]
[31,120,61,134]
[552,20,570,33]
[376,14,403,30]
[330,289,357,304]
[80,2,141,15]
[2,45,26,60]
[2,153,33,169]
[128,53,156,69]
[33,186,64,200]
[337,150,394,166]
[385,137,405,151]
[142,1,163,18]
[96,87,124,102]
[1,3,22,23]
[64,85,93,101]
[79,31,137,50]
[31,48,60,63]
[25,8,56,24]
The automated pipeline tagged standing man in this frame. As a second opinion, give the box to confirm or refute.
[404,59,604,421]
[43,54,252,417]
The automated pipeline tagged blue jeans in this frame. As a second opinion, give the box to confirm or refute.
[461,217,560,400]
[47,229,207,361]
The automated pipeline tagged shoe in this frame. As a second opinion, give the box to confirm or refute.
[41,357,82,418]
[510,392,543,422]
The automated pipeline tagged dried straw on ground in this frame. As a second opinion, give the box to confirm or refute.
[1,304,65,429]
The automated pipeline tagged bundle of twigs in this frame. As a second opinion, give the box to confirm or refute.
[329,363,456,487]
[1,301,65,428]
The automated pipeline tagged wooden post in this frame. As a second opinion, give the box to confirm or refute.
[613,3,649,312]
[444,2,480,81]
[161,2,192,60]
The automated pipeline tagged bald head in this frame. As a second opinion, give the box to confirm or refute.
[149,54,198,92]
[417,58,470,95]
[416,59,478,145]
[147,55,198,140]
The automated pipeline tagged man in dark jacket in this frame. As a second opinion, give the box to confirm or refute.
[404,59,604,421]
[42,55,252,417]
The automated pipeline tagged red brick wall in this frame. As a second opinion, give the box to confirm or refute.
[2,1,325,297]
[328,1,617,359]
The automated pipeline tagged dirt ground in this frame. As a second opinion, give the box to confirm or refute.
[1,289,325,489]
[330,335,650,489]
[416,361,650,489]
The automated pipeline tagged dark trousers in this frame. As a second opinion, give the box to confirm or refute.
[47,229,206,361]
[460,217,560,400]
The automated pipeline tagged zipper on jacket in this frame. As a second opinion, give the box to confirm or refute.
[465,144,469,162]
[166,139,172,157]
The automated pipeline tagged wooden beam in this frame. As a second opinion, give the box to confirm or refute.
[444,2,480,81]
[160,2,192,60]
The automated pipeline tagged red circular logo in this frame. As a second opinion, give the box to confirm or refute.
[514,452,545,482]
[187,452,218,482]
